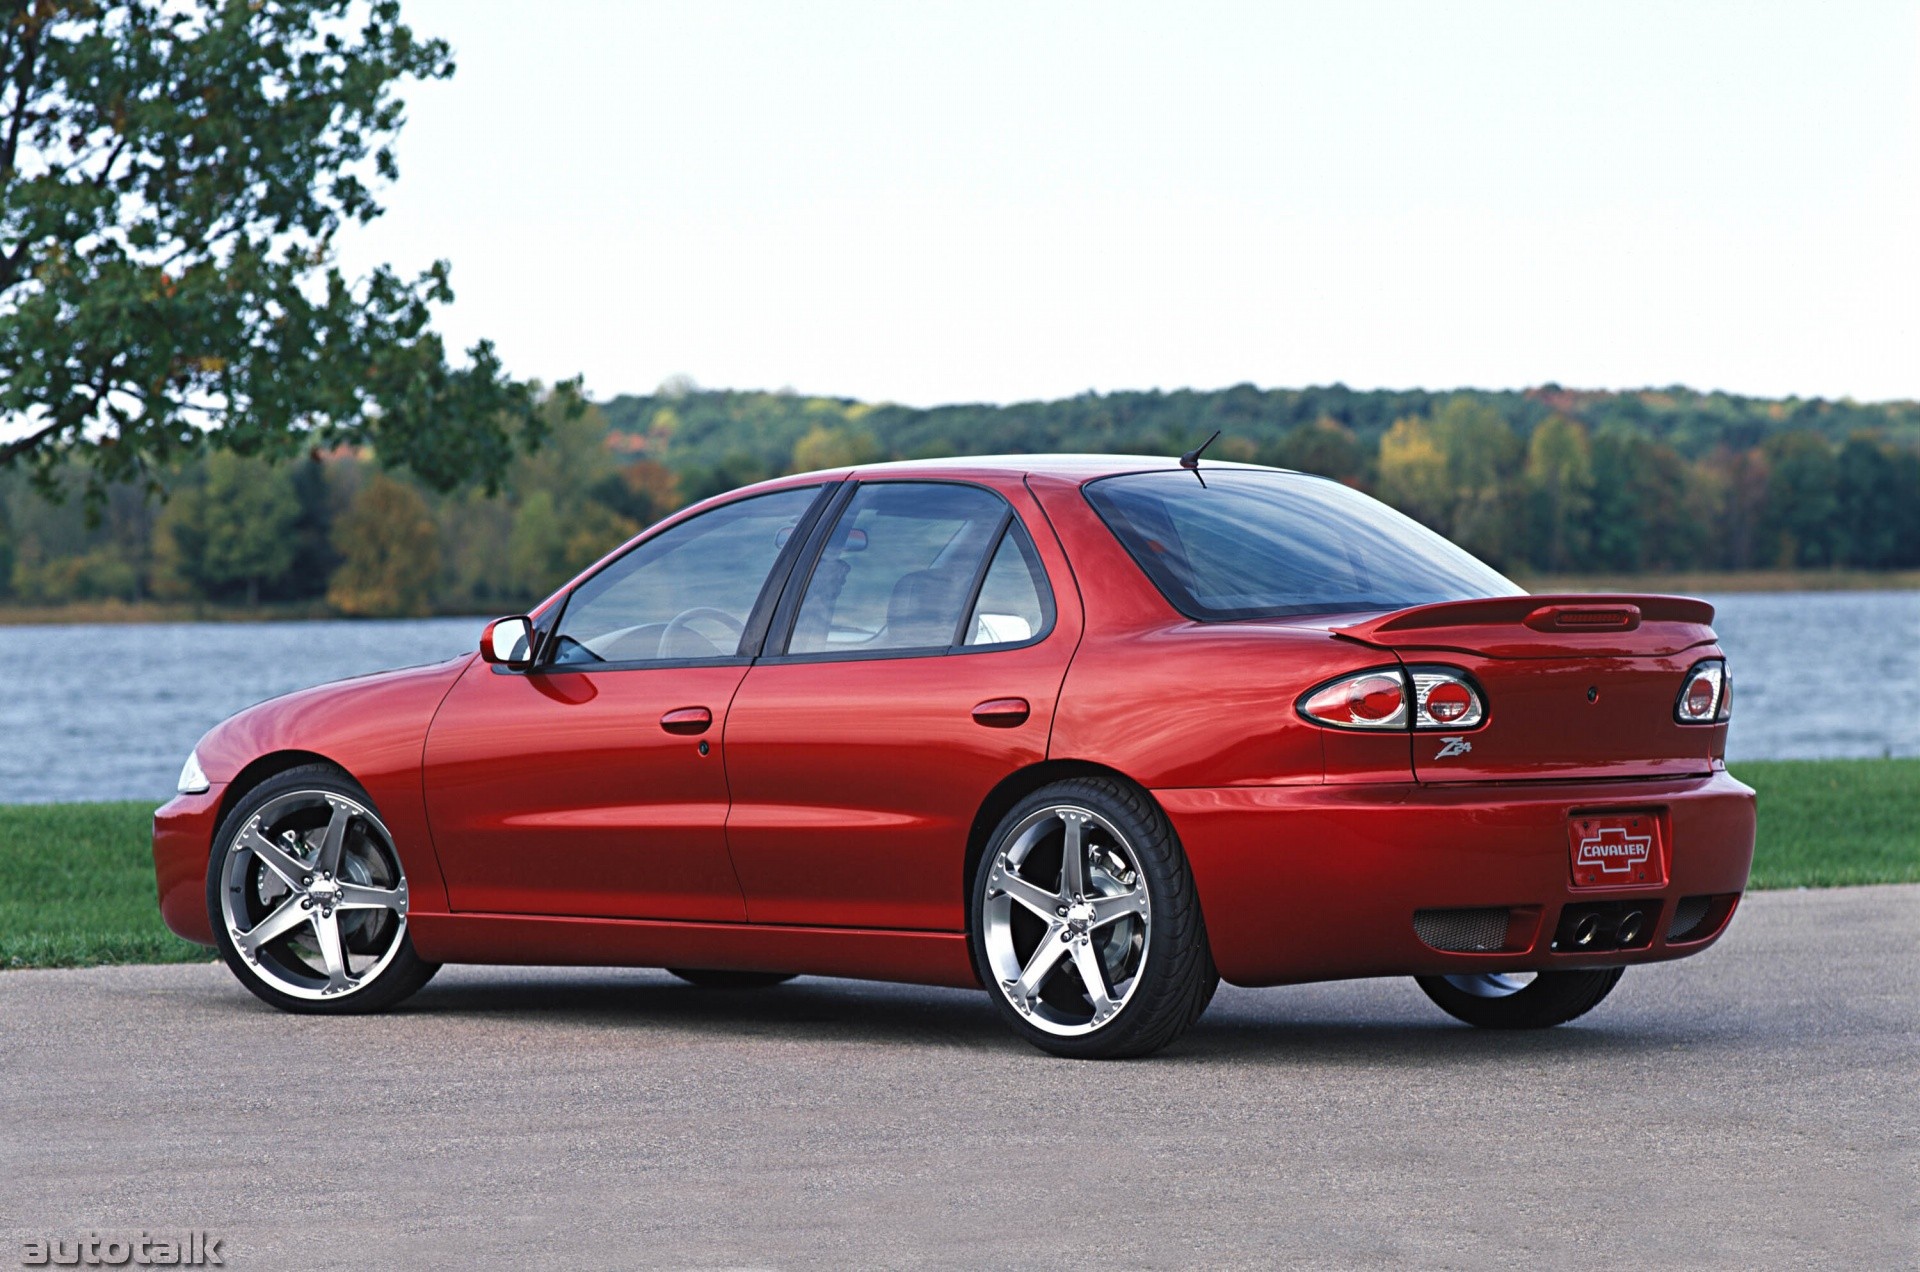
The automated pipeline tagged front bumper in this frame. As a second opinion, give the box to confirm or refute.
[1157,768,1756,987]
[154,787,226,946]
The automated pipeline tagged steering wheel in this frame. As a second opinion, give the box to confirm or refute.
[657,607,746,659]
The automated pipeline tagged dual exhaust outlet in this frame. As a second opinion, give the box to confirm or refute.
[1554,901,1656,953]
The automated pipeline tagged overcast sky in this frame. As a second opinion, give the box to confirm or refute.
[336,1,1920,406]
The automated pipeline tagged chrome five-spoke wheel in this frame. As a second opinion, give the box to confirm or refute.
[982,804,1152,1036]
[971,777,1216,1057]
[208,766,438,1013]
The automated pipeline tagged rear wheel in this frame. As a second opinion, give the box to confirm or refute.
[1415,967,1624,1029]
[667,969,796,989]
[207,765,439,1014]
[971,777,1217,1059]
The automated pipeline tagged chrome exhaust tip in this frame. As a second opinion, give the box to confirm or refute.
[1571,913,1603,948]
[1616,910,1645,946]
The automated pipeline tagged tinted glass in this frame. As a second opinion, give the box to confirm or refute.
[1084,469,1518,621]
[550,486,821,665]
[963,525,1053,647]
[788,483,1008,655]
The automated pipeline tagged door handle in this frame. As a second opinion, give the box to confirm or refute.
[660,706,713,735]
[971,697,1031,728]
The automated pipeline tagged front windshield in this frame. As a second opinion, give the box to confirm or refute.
[1083,469,1519,621]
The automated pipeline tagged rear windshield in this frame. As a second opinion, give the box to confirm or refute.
[1083,469,1519,621]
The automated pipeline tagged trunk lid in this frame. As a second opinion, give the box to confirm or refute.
[1333,595,1725,783]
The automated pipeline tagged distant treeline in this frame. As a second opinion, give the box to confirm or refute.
[3,382,1917,616]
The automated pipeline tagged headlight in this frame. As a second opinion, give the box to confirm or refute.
[176,749,211,794]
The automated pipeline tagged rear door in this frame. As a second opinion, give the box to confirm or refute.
[1335,595,1728,784]
[722,478,1080,931]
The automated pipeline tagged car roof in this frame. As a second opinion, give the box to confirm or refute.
[784,453,1289,485]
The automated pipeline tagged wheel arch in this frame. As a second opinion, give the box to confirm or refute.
[963,759,1164,909]
[215,750,353,834]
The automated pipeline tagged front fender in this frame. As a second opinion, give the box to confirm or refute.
[172,655,475,925]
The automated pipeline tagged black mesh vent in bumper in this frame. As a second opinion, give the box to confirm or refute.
[1413,907,1511,953]
[1668,894,1714,942]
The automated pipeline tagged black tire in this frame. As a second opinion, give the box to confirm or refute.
[206,764,439,1015]
[667,968,797,989]
[970,777,1218,1059]
[1414,967,1625,1029]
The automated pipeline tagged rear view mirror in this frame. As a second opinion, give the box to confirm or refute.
[481,615,535,668]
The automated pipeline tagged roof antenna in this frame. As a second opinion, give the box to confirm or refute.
[1179,429,1220,487]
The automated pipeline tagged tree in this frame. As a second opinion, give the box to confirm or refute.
[166,451,300,602]
[1522,415,1593,572]
[326,472,439,615]
[1760,431,1839,567]
[1375,416,1452,531]
[1432,397,1523,566]
[1266,417,1371,487]
[0,1,544,500]
[205,453,298,601]
[791,423,880,473]
[1834,435,1903,568]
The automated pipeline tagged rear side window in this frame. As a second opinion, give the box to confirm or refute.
[963,528,1052,646]
[1084,470,1518,621]
[787,482,1048,655]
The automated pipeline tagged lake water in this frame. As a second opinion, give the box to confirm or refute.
[1,591,1915,804]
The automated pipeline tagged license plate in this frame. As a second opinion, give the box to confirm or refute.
[1568,813,1665,888]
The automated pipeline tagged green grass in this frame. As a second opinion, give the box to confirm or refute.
[0,801,213,970]
[1,758,1915,970]
[1731,758,1920,889]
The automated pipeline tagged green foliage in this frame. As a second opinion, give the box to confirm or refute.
[3,380,1919,617]
[0,0,545,500]
[1376,416,1452,531]
[326,471,440,616]
[1523,416,1593,572]
[162,452,300,602]
[1762,431,1841,567]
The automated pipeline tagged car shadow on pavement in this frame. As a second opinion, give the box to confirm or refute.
[368,969,1703,1064]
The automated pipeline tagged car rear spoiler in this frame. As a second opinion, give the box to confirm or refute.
[1331,594,1719,658]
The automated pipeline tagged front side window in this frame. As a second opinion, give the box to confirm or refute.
[787,483,1042,656]
[1084,470,1518,621]
[549,486,821,666]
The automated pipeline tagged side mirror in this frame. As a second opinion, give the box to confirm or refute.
[480,615,536,668]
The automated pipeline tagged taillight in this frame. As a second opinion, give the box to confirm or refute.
[1299,666,1486,731]
[1675,659,1730,724]
[1299,670,1408,729]
[1408,666,1487,730]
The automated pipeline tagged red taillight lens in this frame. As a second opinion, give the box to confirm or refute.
[1408,666,1487,730]
[1425,682,1471,722]
[1675,659,1728,724]
[1300,671,1408,729]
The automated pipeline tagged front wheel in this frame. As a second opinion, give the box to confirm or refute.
[970,777,1217,1059]
[207,765,439,1014]
[1414,967,1624,1029]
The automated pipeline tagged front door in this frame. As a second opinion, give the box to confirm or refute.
[723,479,1080,931]
[424,483,829,920]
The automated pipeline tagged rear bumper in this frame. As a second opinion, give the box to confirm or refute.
[154,787,225,946]
[1157,768,1756,987]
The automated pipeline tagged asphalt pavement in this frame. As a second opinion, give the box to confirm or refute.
[3,885,1915,1270]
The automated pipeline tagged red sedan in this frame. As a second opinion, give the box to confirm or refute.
[153,456,1755,1057]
